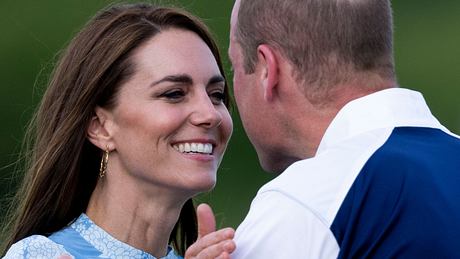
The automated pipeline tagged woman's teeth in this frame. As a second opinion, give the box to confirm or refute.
[173,143,213,154]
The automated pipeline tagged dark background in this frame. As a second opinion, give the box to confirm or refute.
[1,0,459,230]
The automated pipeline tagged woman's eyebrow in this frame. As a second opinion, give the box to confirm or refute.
[208,75,225,86]
[150,74,193,87]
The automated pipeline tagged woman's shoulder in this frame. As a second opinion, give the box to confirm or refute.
[3,235,73,259]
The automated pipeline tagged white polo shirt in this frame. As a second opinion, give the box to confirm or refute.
[233,88,460,258]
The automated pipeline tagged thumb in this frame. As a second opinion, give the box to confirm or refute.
[197,203,216,239]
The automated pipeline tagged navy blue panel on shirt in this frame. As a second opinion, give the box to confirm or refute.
[330,127,460,258]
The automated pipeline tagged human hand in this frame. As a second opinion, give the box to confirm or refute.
[184,203,236,259]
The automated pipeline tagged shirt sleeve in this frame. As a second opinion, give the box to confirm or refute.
[3,235,74,259]
[232,191,340,259]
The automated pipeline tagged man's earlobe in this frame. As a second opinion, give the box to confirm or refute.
[257,44,279,102]
[86,107,114,150]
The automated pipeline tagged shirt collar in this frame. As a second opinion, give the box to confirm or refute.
[71,213,180,259]
[316,88,444,154]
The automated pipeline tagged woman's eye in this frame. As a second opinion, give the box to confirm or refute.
[210,91,226,104]
[161,90,185,100]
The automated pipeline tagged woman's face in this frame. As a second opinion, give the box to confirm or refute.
[106,28,232,196]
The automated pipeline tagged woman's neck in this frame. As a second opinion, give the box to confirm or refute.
[86,174,187,257]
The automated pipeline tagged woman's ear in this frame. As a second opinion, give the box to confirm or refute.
[87,106,114,150]
[256,44,279,102]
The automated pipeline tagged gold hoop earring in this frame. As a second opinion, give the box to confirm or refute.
[99,147,109,178]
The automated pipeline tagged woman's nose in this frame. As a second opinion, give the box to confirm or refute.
[189,94,222,129]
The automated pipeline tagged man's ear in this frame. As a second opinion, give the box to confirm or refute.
[257,44,279,102]
[87,106,114,150]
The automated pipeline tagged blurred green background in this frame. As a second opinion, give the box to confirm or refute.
[1,0,459,231]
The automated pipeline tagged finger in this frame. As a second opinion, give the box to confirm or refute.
[222,239,236,254]
[197,203,216,239]
[215,252,231,259]
[185,228,235,257]
[196,240,236,259]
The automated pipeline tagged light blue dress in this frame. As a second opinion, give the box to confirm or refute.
[3,214,183,259]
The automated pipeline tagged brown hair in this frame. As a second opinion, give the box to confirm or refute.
[1,3,229,256]
[235,0,395,100]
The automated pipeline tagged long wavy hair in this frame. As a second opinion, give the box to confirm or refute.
[1,3,229,256]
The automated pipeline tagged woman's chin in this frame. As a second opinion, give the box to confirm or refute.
[185,178,217,197]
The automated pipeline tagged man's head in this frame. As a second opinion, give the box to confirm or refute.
[229,0,396,173]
